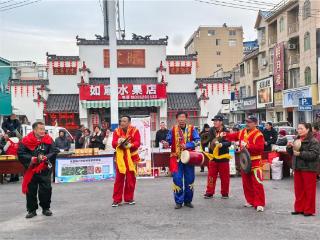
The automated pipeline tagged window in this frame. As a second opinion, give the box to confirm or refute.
[216,51,221,55]
[247,86,251,97]
[276,112,283,122]
[240,64,245,77]
[228,39,237,47]
[288,68,299,89]
[216,39,221,46]
[246,62,251,74]
[303,0,311,19]
[229,30,236,36]
[217,64,222,68]
[304,32,311,51]
[305,67,311,85]
[240,86,246,98]
[208,30,215,36]
[279,17,285,32]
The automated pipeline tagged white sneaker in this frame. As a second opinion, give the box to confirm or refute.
[256,206,264,212]
[244,203,253,208]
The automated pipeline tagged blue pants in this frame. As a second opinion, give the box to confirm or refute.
[172,162,195,204]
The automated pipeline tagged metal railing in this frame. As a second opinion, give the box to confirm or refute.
[289,54,300,66]
[268,35,277,45]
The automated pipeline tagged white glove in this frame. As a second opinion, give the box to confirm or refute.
[118,138,125,145]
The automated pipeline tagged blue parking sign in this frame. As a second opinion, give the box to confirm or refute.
[299,97,312,111]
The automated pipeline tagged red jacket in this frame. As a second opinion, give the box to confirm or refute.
[226,128,265,157]
[5,137,19,156]
[112,126,141,163]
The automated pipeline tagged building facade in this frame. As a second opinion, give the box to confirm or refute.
[185,24,244,78]
[0,57,11,123]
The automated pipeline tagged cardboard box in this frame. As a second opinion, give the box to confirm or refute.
[262,163,271,180]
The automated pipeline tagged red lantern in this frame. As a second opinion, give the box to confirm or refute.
[211,83,214,95]
[52,59,55,70]
[20,84,23,96]
[26,85,29,97]
[222,81,225,94]
[228,83,231,94]
[69,59,72,68]
[217,83,220,94]
[63,59,66,72]
[58,59,61,68]
[37,92,40,107]
[32,84,35,96]
[14,85,17,96]
[205,84,208,98]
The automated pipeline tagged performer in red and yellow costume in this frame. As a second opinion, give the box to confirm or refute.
[111,116,141,207]
[225,115,266,212]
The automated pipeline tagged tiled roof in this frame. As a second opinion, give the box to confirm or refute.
[88,77,158,85]
[46,94,79,113]
[243,48,259,61]
[196,77,231,84]
[167,92,200,110]
[77,39,168,46]
[46,54,80,61]
[10,79,49,86]
[0,56,10,65]
[166,54,197,61]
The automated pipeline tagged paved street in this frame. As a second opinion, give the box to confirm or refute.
[0,173,320,240]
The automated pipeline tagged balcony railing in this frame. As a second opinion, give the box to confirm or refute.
[288,22,299,35]
[289,54,300,66]
[268,35,277,45]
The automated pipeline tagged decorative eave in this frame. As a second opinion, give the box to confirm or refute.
[243,48,259,62]
[46,53,80,61]
[76,38,168,46]
[195,77,231,84]
[166,54,197,61]
[36,86,50,91]
[9,79,49,86]
[156,67,167,73]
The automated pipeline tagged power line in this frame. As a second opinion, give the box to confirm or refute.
[0,0,31,10]
[194,0,271,12]
[0,0,15,5]
[232,0,276,7]
[0,0,41,12]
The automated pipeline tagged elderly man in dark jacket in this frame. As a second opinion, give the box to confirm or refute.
[263,122,278,151]
[54,130,71,151]
[18,122,59,219]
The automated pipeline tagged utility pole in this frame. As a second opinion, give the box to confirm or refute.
[106,0,119,130]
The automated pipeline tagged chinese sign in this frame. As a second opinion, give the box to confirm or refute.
[243,96,257,110]
[53,67,77,75]
[169,66,192,74]
[257,77,273,108]
[273,42,284,91]
[117,49,145,68]
[79,83,167,101]
[103,49,110,68]
[299,97,313,111]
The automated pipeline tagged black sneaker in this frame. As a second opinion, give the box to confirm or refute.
[42,209,53,216]
[175,203,183,209]
[304,213,314,217]
[221,194,229,199]
[203,193,213,199]
[184,202,194,208]
[26,211,37,219]
[291,211,303,215]
[112,202,119,207]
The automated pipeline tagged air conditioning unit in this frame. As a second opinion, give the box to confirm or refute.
[287,43,297,50]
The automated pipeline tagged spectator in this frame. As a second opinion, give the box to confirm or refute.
[155,122,169,148]
[2,114,21,135]
[101,120,110,138]
[54,130,71,151]
[287,122,320,216]
[90,126,104,149]
[276,129,288,146]
[75,125,85,149]
[79,128,91,148]
[103,129,113,151]
[263,122,278,151]
[3,132,20,182]
[312,123,320,142]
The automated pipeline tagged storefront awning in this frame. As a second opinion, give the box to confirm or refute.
[81,99,166,108]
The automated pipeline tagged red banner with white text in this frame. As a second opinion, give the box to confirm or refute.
[79,84,167,101]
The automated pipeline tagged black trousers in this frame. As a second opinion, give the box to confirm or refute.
[26,172,52,212]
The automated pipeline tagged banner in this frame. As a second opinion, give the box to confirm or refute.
[55,155,114,183]
[283,86,311,108]
[131,117,153,178]
[79,83,167,101]
[257,77,273,108]
[273,42,284,91]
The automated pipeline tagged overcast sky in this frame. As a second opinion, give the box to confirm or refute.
[0,0,279,63]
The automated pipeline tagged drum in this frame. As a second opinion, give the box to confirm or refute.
[180,150,205,166]
[293,139,302,151]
